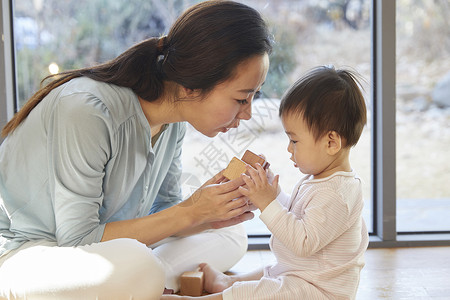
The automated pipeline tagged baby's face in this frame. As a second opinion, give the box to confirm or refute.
[281,114,333,177]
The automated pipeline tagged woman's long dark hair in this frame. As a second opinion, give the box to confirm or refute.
[2,0,272,137]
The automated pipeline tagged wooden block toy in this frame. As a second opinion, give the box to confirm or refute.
[223,150,270,180]
[223,157,247,180]
[180,270,204,296]
[241,150,270,170]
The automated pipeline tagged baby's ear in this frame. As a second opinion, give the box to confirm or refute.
[326,130,342,155]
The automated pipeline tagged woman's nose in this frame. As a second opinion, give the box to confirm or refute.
[238,103,252,120]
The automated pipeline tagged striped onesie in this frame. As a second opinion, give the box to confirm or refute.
[223,171,369,300]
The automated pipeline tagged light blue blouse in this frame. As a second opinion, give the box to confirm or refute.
[0,77,185,256]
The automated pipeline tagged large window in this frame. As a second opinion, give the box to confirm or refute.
[395,0,450,233]
[1,0,449,247]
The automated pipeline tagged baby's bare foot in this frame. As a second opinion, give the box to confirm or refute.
[199,263,235,293]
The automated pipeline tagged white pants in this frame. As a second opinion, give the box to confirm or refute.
[0,224,247,300]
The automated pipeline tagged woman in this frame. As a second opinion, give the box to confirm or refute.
[0,1,272,299]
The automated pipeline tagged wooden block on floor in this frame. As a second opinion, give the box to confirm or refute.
[223,157,247,180]
[180,270,204,296]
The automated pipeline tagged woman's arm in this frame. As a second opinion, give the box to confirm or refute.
[174,208,255,237]
[50,96,252,246]
[102,173,249,245]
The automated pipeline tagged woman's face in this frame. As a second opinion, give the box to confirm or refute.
[184,53,269,137]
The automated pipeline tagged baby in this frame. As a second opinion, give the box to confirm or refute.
[162,66,369,300]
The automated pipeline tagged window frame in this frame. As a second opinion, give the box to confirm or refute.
[0,0,16,144]
[1,0,449,248]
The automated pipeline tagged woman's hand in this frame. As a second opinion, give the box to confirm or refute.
[209,208,255,229]
[239,164,279,212]
[179,171,251,227]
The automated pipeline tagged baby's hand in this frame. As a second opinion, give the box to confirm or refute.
[239,164,279,212]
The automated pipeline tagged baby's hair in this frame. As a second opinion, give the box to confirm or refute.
[279,66,367,147]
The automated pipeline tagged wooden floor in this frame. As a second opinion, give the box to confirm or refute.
[229,246,450,299]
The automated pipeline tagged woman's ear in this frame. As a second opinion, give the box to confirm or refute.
[326,131,342,155]
[181,86,202,100]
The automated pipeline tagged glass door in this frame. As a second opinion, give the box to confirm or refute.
[396,0,450,233]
